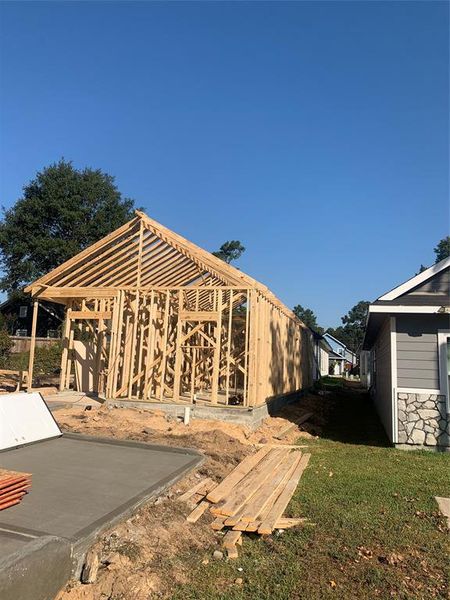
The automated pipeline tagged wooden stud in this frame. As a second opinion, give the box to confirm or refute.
[27,301,39,390]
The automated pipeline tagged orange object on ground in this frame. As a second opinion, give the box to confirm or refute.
[0,468,32,511]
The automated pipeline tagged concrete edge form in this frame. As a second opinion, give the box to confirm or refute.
[0,534,72,600]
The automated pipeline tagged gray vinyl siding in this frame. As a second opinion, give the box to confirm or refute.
[396,314,449,389]
[373,317,393,442]
[408,267,449,295]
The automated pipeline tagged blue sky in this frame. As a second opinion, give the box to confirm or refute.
[0,1,448,327]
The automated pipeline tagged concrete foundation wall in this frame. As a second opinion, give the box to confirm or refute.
[106,388,307,429]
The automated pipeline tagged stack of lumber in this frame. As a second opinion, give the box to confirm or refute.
[0,468,32,511]
[183,446,311,558]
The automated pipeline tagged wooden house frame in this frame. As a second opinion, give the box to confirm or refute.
[25,211,313,408]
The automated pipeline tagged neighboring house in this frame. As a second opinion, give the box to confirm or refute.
[359,350,371,388]
[310,329,332,380]
[363,257,450,449]
[0,297,62,339]
[322,332,357,375]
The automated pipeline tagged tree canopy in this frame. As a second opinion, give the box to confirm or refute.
[212,240,246,264]
[0,160,135,292]
[292,304,323,333]
[434,236,450,263]
[327,300,370,353]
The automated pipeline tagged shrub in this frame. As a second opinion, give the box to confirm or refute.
[0,342,62,376]
[0,329,13,365]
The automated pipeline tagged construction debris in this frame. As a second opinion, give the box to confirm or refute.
[274,411,313,440]
[184,447,311,559]
[0,468,32,511]
[81,550,100,584]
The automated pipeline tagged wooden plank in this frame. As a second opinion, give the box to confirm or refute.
[159,291,170,401]
[225,290,233,404]
[27,301,39,390]
[128,291,140,398]
[186,500,209,523]
[258,453,311,535]
[213,448,289,517]
[81,550,100,584]
[178,478,214,503]
[59,306,72,391]
[232,453,302,531]
[245,453,306,532]
[211,517,226,531]
[239,451,301,522]
[69,311,112,320]
[253,443,308,450]
[275,517,308,529]
[210,289,222,404]
[274,412,313,440]
[226,545,239,559]
[206,447,271,504]
[179,311,219,322]
[222,530,242,549]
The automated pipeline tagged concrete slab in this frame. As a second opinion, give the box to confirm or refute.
[0,530,33,558]
[0,434,201,541]
[0,432,202,600]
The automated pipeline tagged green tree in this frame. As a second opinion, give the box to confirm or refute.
[293,304,323,333]
[0,159,135,292]
[213,241,245,264]
[434,236,450,263]
[341,300,370,353]
[327,300,370,353]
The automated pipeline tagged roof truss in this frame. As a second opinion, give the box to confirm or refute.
[25,211,300,322]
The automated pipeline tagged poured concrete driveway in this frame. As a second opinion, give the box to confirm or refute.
[0,433,202,600]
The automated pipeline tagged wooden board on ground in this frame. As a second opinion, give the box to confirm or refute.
[211,448,289,517]
[206,447,270,504]
[274,412,314,440]
[186,500,209,523]
[185,447,312,558]
[178,478,214,503]
[258,453,311,534]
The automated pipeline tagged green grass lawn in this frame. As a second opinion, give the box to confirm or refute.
[171,387,449,600]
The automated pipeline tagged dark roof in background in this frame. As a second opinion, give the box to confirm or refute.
[373,294,449,307]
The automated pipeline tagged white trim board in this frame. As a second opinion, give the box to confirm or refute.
[437,329,450,413]
[397,388,442,395]
[369,305,449,314]
[390,316,398,444]
[378,257,450,301]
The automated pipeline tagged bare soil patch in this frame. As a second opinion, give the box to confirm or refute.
[54,395,320,600]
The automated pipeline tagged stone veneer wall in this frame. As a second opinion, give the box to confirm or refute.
[397,393,449,447]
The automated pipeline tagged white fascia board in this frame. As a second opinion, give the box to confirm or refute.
[437,330,450,413]
[369,305,449,314]
[390,316,398,444]
[323,332,349,351]
[378,257,450,301]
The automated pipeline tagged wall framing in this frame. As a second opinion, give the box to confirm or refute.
[25,211,313,408]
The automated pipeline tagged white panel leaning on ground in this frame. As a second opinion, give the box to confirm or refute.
[0,392,62,450]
